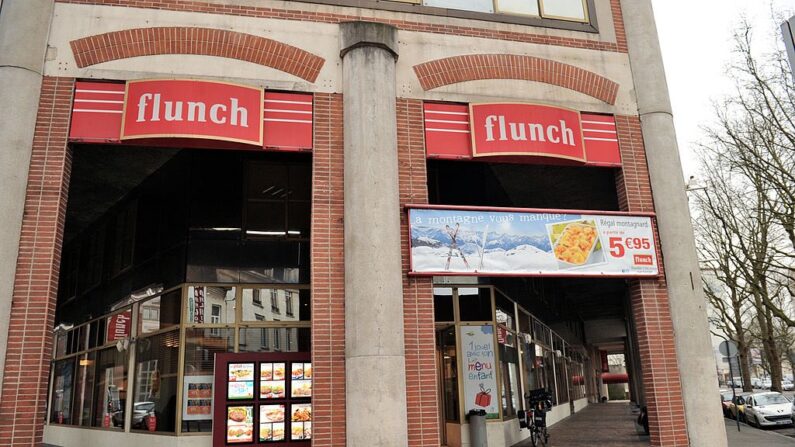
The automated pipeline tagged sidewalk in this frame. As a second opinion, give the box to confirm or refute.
[726,419,795,446]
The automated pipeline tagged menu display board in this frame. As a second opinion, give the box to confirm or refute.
[229,363,256,400]
[260,363,286,399]
[183,375,214,421]
[290,404,312,440]
[460,324,500,419]
[290,363,312,398]
[213,353,312,446]
[227,406,254,443]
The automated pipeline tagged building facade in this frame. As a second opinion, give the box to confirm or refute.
[0,0,726,446]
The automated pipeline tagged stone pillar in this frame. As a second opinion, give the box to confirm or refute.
[0,0,55,395]
[620,1,728,445]
[340,22,408,447]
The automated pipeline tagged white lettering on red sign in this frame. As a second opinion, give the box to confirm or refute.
[483,115,576,147]
[470,103,585,161]
[135,93,249,127]
[121,79,263,146]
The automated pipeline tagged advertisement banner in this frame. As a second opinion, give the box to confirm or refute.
[460,324,499,419]
[408,206,658,277]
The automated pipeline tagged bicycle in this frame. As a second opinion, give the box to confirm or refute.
[520,389,553,446]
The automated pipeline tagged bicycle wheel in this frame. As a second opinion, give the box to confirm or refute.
[542,427,549,445]
[530,427,538,447]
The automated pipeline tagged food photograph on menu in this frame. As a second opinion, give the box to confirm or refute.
[228,381,255,400]
[260,380,286,399]
[259,405,286,442]
[228,363,255,382]
[226,406,254,443]
[291,404,312,440]
[260,362,286,399]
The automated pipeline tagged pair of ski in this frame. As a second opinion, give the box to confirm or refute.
[444,223,488,271]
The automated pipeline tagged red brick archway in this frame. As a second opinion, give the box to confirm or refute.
[70,27,325,83]
[413,54,619,105]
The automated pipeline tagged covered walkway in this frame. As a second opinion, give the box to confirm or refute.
[514,402,649,447]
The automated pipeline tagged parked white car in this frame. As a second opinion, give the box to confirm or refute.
[783,381,795,391]
[744,392,793,427]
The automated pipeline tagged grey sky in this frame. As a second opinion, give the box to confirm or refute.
[651,0,795,180]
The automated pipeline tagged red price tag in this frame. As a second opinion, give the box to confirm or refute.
[608,237,652,258]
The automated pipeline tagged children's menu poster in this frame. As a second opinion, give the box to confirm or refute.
[459,324,499,419]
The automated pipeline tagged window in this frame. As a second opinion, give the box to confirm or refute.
[287,291,298,317]
[210,305,221,324]
[111,200,136,276]
[395,0,588,22]
[252,289,262,307]
[243,288,308,322]
[132,330,179,433]
[244,162,311,239]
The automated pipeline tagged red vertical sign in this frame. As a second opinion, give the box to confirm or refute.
[107,310,132,342]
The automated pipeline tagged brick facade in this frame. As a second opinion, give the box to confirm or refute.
[0,76,75,445]
[397,98,439,447]
[70,28,325,82]
[56,0,628,53]
[310,93,346,447]
[413,54,619,104]
[615,115,690,447]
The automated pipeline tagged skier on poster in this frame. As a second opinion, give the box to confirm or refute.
[444,223,470,270]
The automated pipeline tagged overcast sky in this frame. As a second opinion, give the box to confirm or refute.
[651,0,795,181]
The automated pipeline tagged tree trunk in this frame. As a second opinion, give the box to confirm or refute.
[738,343,753,392]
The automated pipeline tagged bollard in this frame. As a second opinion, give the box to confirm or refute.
[468,409,488,447]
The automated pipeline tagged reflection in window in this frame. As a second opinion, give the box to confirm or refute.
[242,288,308,322]
[92,347,128,429]
[186,286,236,325]
[182,328,234,433]
[238,328,311,353]
[50,359,75,424]
[414,0,588,22]
[138,289,181,335]
[133,330,179,432]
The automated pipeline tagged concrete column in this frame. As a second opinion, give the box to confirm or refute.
[0,0,55,396]
[620,1,727,445]
[340,22,408,447]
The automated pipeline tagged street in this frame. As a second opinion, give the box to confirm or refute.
[725,388,795,440]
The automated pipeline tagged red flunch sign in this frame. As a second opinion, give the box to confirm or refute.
[121,79,264,146]
[470,103,585,161]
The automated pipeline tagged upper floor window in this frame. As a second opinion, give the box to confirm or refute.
[394,0,588,23]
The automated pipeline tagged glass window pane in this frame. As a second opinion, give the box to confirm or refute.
[50,358,75,424]
[497,0,539,16]
[541,0,586,21]
[424,0,494,13]
[440,327,459,422]
[287,201,311,238]
[242,288,309,322]
[92,347,128,429]
[433,288,454,322]
[246,201,286,236]
[246,163,288,200]
[183,328,234,433]
[238,327,310,353]
[133,330,179,432]
[186,286,236,325]
[73,352,97,426]
[458,288,492,321]
[54,332,67,358]
[288,164,312,202]
[139,289,181,334]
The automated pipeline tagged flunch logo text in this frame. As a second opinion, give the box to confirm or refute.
[470,103,585,161]
[121,79,264,146]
